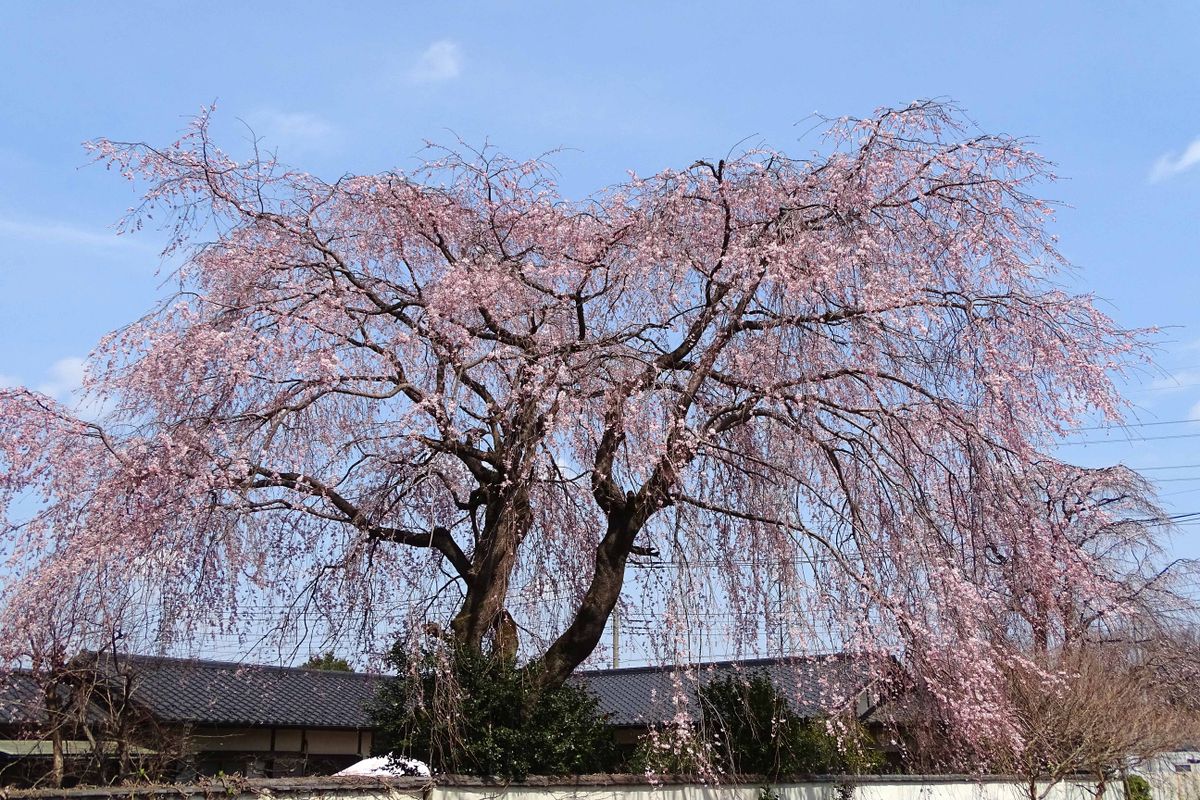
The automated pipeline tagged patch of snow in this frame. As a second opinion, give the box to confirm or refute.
[335,755,431,777]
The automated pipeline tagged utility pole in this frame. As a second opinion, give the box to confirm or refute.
[778,580,785,655]
[612,607,620,669]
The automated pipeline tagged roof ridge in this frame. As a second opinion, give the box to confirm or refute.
[576,652,850,677]
[90,651,382,680]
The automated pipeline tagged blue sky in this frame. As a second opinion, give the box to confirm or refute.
[3,1,1200,554]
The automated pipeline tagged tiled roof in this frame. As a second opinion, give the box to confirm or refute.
[0,671,49,727]
[571,654,875,727]
[3,652,872,733]
[0,670,107,728]
[86,654,381,730]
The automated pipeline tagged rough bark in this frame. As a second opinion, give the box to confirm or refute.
[450,484,533,654]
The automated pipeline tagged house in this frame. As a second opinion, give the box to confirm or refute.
[84,653,382,779]
[1,669,67,786]
[0,654,381,785]
[0,668,156,787]
[0,651,886,785]
[0,670,54,739]
[1139,748,1200,774]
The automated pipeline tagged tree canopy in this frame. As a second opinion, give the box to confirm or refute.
[303,651,353,671]
[0,100,1180,760]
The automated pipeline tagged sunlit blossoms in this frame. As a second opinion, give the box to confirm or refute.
[0,101,1174,762]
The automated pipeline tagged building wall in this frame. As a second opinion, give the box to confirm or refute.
[188,726,370,756]
[185,725,372,778]
[1141,751,1200,775]
[1138,757,1200,800]
[190,727,273,753]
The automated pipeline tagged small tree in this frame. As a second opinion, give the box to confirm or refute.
[1004,645,1195,800]
[1125,775,1153,800]
[369,639,616,778]
[9,646,184,787]
[69,652,188,786]
[2,566,179,788]
[697,672,880,779]
[302,652,352,672]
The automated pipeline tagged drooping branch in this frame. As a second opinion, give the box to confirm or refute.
[0,102,1177,761]
[248,467,472,580]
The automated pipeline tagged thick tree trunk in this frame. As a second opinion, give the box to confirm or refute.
[448,449,658,688]
[534,504,643,690]
[450,485,532,654]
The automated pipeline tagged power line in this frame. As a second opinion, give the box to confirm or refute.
[1126,463,1200,472]
[1064,431,1200,446]
[1126,381,1200,394]
[1067,418,1200,433]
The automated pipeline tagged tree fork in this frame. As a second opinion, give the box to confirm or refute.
[450,485,533,654]
[533,499,647,691]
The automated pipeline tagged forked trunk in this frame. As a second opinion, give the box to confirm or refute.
[450,486,532,654]
[534,505,644,690]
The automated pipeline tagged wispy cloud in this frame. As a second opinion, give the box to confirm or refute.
[35,356,86,401]
[1188,399,1200,421]
[1150,136,1200,183]
[248,109,338,153]
[406,40,463,84]
[1147,369,1200,391]
[0,216,146,250]
[4,356,112,421]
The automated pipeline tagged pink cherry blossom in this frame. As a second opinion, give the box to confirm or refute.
[0,101,1176,764]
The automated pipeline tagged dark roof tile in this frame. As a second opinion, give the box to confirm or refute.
[4,652,872,733]
[0,671,49,727]
[89,654,380,729]
[571,654,875,727]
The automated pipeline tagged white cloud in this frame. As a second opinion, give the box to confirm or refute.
[1,357,114,421]
[248,110,338,153]
[406,40,463,84]
[1146,369,1200,391]
[1150,137,1200,183]
[12,356,114,421]
[35,356,86,401]
[0,216,146,250]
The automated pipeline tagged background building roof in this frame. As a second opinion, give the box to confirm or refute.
[0,672,50,728]
[572,653,876,727]
[4,652,875,734]
[85,654,381,730]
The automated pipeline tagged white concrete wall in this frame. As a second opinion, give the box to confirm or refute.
[0,777,1127,800]
[439,779,1119,800]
